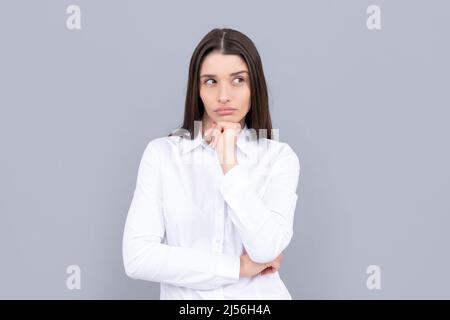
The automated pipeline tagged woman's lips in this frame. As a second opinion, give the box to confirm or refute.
[217,109,235,116]
[215,108,237,116]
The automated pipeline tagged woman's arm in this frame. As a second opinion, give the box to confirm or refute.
[122,140,240,291]
[219,143,301,264]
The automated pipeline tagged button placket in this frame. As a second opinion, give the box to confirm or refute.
[210,149,225,253]
[212,195,224,252]
[212,145,245,254]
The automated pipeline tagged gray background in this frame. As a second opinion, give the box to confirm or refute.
[1,0,449,299]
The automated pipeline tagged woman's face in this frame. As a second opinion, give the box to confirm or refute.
[199,51,251,127]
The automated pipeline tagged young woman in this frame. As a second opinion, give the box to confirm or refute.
[122,28,300,299]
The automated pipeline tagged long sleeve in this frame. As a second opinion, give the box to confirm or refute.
[122,140,240,291]
[219,143,300,264]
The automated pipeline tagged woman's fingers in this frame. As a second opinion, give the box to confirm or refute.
[259,252,283,276]
[204,124,215,144]
[260,266,277,276]
[208,121,242,153]
[260,267,271,275]
[205,123,218,147]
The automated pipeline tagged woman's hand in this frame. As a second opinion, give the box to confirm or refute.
[204,121,241,174]
[239,252,284,278]
[259,252,283,276]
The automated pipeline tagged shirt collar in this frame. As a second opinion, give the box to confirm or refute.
[181,123,256,156]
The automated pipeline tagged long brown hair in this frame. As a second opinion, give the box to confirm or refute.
[169,27,273,140]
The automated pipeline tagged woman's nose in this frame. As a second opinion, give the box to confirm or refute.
[218,96,230,104]
[217,84,231,103]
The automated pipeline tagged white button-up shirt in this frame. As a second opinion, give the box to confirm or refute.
[122,124,300,299]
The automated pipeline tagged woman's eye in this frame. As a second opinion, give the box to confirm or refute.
[203,77,245,86]
[204,79,216,85]
[233,77,245,85]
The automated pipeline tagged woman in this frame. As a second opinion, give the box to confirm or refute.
[122,28,300,299]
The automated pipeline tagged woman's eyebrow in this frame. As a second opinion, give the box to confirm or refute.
[200,70,248,78]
